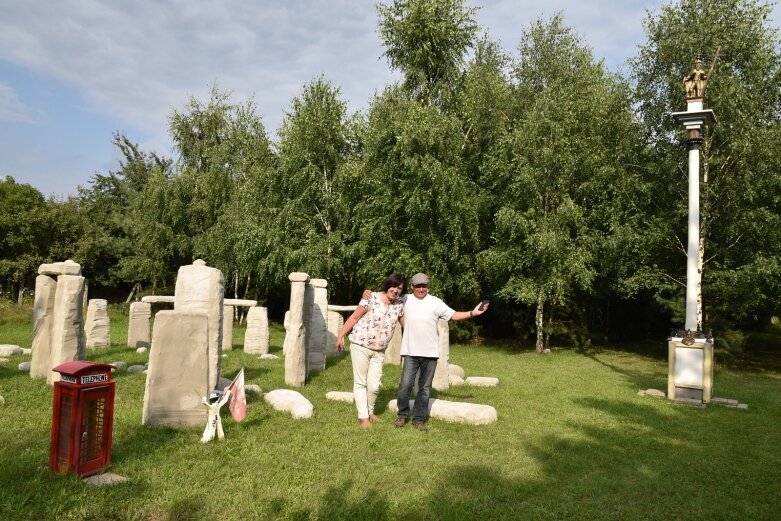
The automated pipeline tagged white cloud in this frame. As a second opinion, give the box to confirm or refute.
[0,81,42,123]
[0,0,777,164]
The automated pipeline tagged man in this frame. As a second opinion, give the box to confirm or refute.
[393,272,488,431]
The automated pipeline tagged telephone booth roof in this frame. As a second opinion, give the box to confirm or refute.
[52,360,115,377]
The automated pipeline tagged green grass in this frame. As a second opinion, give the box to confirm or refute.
[1,304,780,520]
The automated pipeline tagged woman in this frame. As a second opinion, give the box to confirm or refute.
[337,273,406,428]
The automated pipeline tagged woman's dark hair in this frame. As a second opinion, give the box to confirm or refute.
[382,273,406,293]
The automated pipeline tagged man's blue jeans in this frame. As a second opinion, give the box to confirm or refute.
[396,355,438,424]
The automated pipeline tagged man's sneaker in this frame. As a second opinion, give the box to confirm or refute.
[394,416,407,428]
[411,422,428,432]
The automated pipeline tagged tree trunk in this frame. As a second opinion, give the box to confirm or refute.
[535,292,544,353]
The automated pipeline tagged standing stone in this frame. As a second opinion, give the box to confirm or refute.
[142,311,209,426]
[85,299,111,348]
[222,305,235,351]
[284,272,309,387]
[432,319,450,391]
[30,275,57,380]
[244,307,270,355]
[306,279,328,373]
[48,275,86,384]
[283,311,291,355]
[127,302,152,348]
[325,310,344,358]
[384,322,403,365]
[174,259,224,390]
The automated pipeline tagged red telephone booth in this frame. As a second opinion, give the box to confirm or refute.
[49,361,116,477]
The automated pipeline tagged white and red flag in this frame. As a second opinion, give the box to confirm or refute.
[226,368,247,422]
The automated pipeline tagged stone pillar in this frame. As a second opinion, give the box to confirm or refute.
[174,259,224,390]
[30,275,57,380]
[283,311,291,355]
[244,306,269,354]
[48,275,87,384]
[384,323,403,365]
[142,311,209,426]
[284,272,309,387]
[85,299,111,348]
[432,319,450,391]
[325,310,344,358]
[306,278,328,373]
[222,305,235,351]
[128,302,152,348]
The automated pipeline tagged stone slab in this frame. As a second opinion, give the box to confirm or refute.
[84,472,129,486]
[222,305,234,351]
[174,260,224,390]
[48,275,86,384]
[30,275,57,379]
[0,345,22,356]
[127,302,152,348]
[142,311,209,427]
[224,299,258,307]
[464,376,499,387]
[388,398,497,425]
[38,260,81,276]
[244,306,269,355]
[264,389,314,419]
[141,296,176,303]
[325,391,354,403]
[85,299,111,348]
[449,364,465,379]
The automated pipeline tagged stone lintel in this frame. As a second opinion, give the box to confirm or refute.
[327,305,358,312]
[38,260,82,276]
[223,299,258,307]
[141,296,176,303]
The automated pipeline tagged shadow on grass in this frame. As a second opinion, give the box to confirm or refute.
[261,480,390,521]
[393,397,780,521]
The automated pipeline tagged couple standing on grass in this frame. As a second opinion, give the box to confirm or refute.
[335,272,489,432]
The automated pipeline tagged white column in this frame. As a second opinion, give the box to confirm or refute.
[685,141,700,331]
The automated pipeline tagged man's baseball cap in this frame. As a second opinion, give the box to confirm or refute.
[410,273,429,285]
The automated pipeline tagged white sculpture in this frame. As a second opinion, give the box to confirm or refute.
[200,389,232,443]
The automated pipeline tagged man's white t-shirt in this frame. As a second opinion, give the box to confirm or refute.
[400,294,455,358]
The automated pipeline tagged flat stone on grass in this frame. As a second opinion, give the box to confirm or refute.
[464,376,499,387]
[388,398,497,425]
[264,389,314,419]
[84,472,129,486]
[325,391,354,403]
[0,345,22,356]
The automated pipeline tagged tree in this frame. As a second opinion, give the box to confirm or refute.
[632,0,781,335]
[271,77,353,289]
[481,14,644,350]
[76,133,172,290]
[355,87,482,300]
[0,177,50,300]
[169,87,276,297]
[377,0,478,106]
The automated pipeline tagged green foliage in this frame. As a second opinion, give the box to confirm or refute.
[377,0,479,105]
[0,177,50,291]
[632,0,781,330]
[354,88,481,300]
[272,77,354,289]
[481,14,645,345]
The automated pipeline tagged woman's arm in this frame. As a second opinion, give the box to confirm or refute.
[336,305,368,352]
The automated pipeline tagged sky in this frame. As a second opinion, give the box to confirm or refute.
[0,0,775,198]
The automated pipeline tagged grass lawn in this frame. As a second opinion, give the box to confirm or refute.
[1,303,780,520]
